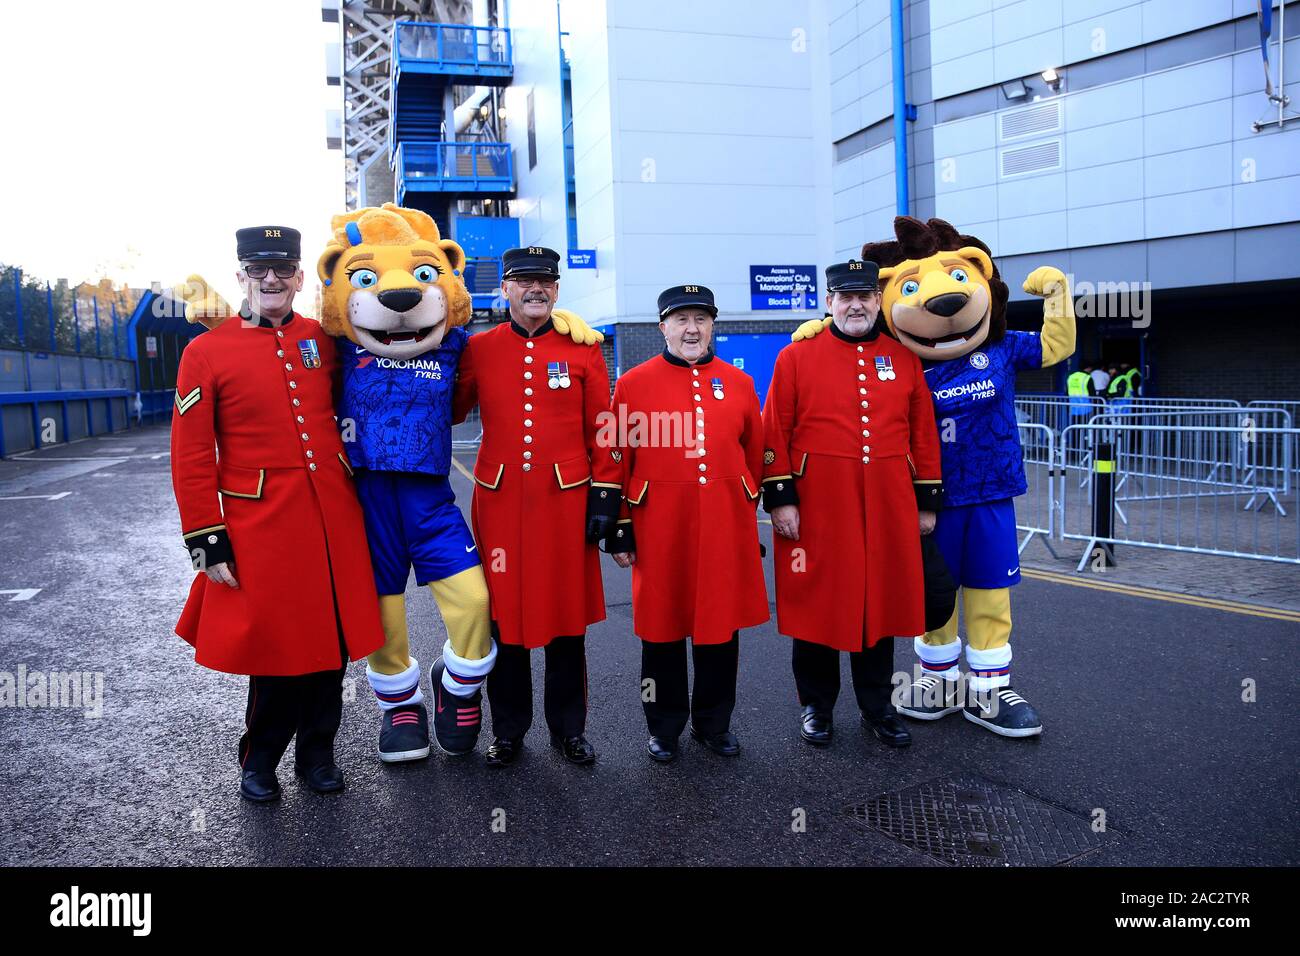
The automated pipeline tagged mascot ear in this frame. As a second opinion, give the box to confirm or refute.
[317,246,343,286]
[878,265,898,285]
[439,239,466,275]
[956,245,995,280]
[316,246,346,336]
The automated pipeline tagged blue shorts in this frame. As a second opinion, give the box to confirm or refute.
[353,471,481,596]
[932,498,1021,589]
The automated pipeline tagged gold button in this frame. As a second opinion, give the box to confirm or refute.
[524,435,532,444]
[862,456,869,463]
[698,448,706,456]
[301,433,310,441]
[297,415,305,423]
[863,430,871,437]
[525,356,534,364]
[698,476,707,485]
[276,350,284,358]
[698,463,707,472]
[524,419,533,427]
[306,450,314,458]
[858,359,865,366]
[207,535,218,544]
[524,403,533,412]
[692,369,699,377]
[523,463,532,472]
[293,398,301,406]
[525,387,533,396]
[859,388,867,395]
[693,381,700,388]
[289,381,298,389]
[858,373,866,381]
[524,371,533,380]
[523,451,532,460]
[285,363,293,371]
[309,463,317,471]
[776,483,784,490]
[276,331,284,339]
[526,341,535,349]
[857,345,863,352]
[694,395,702,402]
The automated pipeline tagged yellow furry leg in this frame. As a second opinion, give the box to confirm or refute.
[963,587,1012,651]
[923,599,961,646]
[428,566,492,661]
[368,594,412,675]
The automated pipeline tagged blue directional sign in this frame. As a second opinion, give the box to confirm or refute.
[749,265,817,311]
[568,249,597,269]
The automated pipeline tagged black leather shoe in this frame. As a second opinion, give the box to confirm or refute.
[295,762,346,793]
[647,736,678,762]
[862,712,912,748]
[239,769,281,803]
[550,733,596,765]
[485,736,523,767]
[690,726,740,756]
[800,705,833,746]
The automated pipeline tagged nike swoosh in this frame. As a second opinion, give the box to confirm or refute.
[465,544,477,552]
[1008,567,1019,576]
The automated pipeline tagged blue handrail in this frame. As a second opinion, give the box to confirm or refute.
[395,141,515,201]
[392,21,512,71]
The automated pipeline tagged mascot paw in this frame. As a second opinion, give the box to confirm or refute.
[552,308,604,345]
[174,274,234,328]
[1022,266,1068,299]
[791,315,833,342]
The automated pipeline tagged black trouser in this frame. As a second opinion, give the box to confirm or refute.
[238,663,347,773]
[791,637,897,719]
[640,632,739,739]
[487,634,587,740]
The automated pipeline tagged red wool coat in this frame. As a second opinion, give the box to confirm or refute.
[452,318,619,648]
[170,313,385,676]
[603,351,769,644]
[761,323,943,650]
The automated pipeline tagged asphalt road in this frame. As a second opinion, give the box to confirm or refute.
[0,427,1295,866]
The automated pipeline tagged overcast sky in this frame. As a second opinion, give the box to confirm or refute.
[0,0,343,311]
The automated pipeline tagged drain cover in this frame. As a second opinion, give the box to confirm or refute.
[846,772,1119,866]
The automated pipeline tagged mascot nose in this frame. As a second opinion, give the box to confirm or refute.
[378,288,423,313]
[925,292,968,317]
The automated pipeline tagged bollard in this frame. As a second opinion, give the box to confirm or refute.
[1089,441,1118,568]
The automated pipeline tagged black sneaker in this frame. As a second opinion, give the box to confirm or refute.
[963,686,1043,738]
[430,658,483,756]
[378,704,430,763]
[896,673,962,720]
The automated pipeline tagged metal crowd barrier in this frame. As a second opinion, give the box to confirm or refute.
[1058,423,1298,566]
[1015,422,1058,557]
[451,407,482,448]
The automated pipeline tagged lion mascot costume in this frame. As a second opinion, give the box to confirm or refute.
[795,216,1074,736]
[317,203,599,760]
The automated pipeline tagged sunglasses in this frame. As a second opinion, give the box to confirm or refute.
[243,263,299,279]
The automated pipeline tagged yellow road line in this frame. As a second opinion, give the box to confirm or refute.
[450,455,475,483]
[1021,568,1300,622]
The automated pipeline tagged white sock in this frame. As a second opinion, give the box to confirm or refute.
[366,658,423,710]
[440,640,497,698]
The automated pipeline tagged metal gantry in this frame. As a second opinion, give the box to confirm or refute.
[326,0,473,209]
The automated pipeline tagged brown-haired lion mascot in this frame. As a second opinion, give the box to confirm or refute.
[318,202,600,760]
[795,216,1074,737]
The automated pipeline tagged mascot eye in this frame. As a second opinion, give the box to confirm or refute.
[950,268,969,283]
[349,269,378,289]
[413,264,439,283]
[901,279,920,297]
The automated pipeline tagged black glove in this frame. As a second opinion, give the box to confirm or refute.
[920,534,956,633]
[586,513,616,544]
